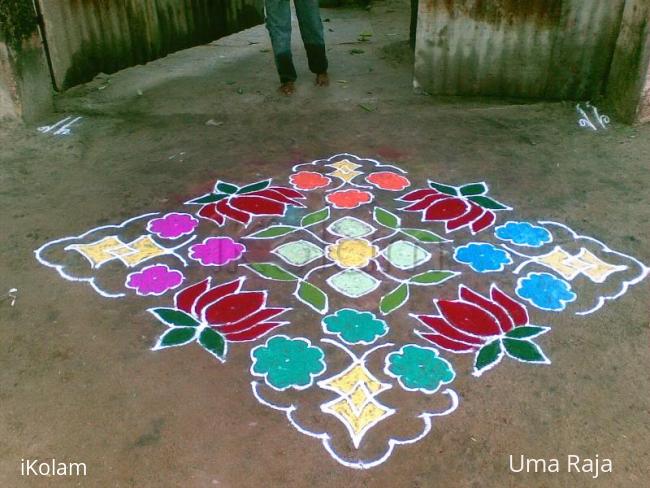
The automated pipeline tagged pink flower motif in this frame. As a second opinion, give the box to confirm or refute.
[189,237,246,266]
[147,213,199,239]
[126,264,184,296]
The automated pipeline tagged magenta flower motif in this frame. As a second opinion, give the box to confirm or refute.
[125,264,184,296]
[189,237,246,266]
[147,213,199,239]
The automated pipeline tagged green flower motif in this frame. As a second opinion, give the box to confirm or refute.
[384,345,455,394]
[322,309,388,345]
[250,335,326,391]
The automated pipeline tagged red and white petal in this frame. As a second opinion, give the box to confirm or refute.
[398,189,440,202]
[197,204,225,226]
[491,285,529,328]
[247,189,305,207]
[437,299,502,337]
[268,186,305,199]
[423,197,469,221]
[224,321,287,342]
[416,332,478,353]
[215,199,252,225]
[445,203,483,232]
[230,195,285,216]
[174,278,210,313]
[204,291,266,325]
[212,307,287,334]
[459,285,514,333]
[415,315,485,344]
[470,210,496,233]
[401,193,450,211]
[193,277,244,316]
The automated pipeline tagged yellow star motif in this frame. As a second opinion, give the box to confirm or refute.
[328,159,363,182]
[318,363,394,448]
[534,246,627,283]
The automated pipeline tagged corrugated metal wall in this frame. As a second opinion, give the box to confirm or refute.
[414,0,627,100]
[37,0,264,90]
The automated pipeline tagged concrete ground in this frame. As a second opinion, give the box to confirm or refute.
[1,1,649,486]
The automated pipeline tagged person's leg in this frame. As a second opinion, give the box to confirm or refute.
[264,0,297,92]
[293,0,329,85]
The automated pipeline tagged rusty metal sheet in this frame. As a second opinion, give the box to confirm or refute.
[414,0,626,100]
[37,0,264,90]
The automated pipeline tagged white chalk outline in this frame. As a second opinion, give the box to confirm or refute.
[34,213,159,298]
[326,216,377,238]
[271,239,325,267]
[380,239,432,271]
[326,268,381,299]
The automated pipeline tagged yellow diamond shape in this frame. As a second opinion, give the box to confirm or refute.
[329,159,362,172]
[326,396,392,438]
[536,247,582,280]
[66,236,126,268]
[319,364,384,396]
[110,235,168,267]
[574,248,627,283]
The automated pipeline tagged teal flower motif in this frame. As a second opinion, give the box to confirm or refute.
[250,335,326,391]
[322,309,388,345]
[384,345,455,394]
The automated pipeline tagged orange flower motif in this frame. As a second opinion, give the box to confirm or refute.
[366,172,411,191]
[326,189,373,209]
[290,171,331,191]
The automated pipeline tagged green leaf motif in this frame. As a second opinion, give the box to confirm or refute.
[474,340,503,375]
[428,181,458,195]
[467,195,509,210]
[379,283,409,315]
[401,228,445,243]
[237,179,271,194]
[460,182,488,196]
[187,193,227,205]
[155,327,197,349]
[301,207,330,227]
[374,207,400,229]
[505,326,549,339]
[246,263,298,281]
[296,281,328,314]
[245,225,297,239]
[409,270,458,285]
[149,308,199,327]
[215,181,239,194]
[199,328,226,360]
[503,338,549,363]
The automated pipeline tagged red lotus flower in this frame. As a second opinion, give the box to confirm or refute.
[290,171,331,190]
[326,189,373,209]
[365,171,410,191]
[399,181,510,234]
[187,179,305,226]
[149,277,290,361]
[412,284,550,376]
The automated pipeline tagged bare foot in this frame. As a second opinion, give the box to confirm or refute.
[279,82,295,95]
[315,73,329,87]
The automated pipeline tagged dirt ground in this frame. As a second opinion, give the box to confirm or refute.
[1,1,649,487]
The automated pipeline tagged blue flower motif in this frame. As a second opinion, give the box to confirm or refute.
[516,272,577,311]
[384,345,455,394]
[322,309,388,345]
[495,221,552,248]
[454,243,513,273]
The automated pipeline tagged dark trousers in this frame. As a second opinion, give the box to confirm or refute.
[265,0,328,83]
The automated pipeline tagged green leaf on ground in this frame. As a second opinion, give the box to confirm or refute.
[379,283,409,315]
[474,340,503,375]
[503,338,549,363]
[245,225,297,239]
[187,193,227,205]
[296,281,328,314]
[245,263,298,281]
[373,207,400,229]
[467,195,509,210]
[154,327,197,349]
[199,328,226,360]
[409,270,458,285]
[505,326,549,339]
[215,181,239,194]
[428,181,458,195]
[460,183,488,196]
[301,207,330,227]
[149,308,199,327]
[237,179,271,194]
[401,228,445,243]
